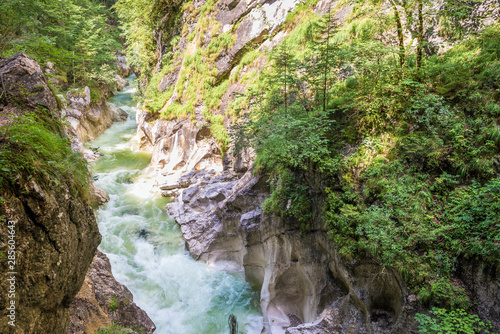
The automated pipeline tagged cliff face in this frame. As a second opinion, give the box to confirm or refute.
[0,52,101,334]
[0,176,101,334]
[69,251,156,334]
[0,53,155,334]
[165,169,419,334]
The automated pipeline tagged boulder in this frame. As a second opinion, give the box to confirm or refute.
[69,251,156,334]
[0,52,58,110]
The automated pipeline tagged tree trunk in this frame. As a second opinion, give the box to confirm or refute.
[416,0,423,69]
[389,0,405,67]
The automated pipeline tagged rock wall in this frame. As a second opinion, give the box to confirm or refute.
[62,86,128,161]
[0,177,101,334]
[166,170,420,334]
[0,53,58,112]
[136,109,223,197]
[69,251,156,334]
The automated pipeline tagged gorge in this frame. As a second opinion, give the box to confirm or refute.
[1,0,500,333]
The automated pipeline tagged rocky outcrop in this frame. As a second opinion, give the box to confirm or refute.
[136,109,223,196]
[0,177,101,333]
[63,86,127,143]
[115,53,131,78]
[457,260,500,331]
[0,52,58,111]
[62,86,128,159]
[166,170,419,334]
[214,0,301,80]
[69,251,156,334]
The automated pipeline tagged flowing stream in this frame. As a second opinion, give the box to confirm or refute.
[88,76,263,334]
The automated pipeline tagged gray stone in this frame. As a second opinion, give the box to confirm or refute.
[182,185,200,203]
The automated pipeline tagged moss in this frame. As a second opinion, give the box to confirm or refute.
[0,110,90,201]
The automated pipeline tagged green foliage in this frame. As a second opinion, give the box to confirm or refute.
[234,3,500,310]
[263,168,313,232]
[0,111,89,200]
[114,0,184,78]
[1,0,121,94]
[415,308,493,334]
[108,296,118,311]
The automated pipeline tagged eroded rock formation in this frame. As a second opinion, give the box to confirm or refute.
[69,251,156,334]
[134,0,500,333]
[62,86,128,159]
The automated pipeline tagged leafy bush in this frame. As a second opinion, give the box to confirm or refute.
[415,308,493,334]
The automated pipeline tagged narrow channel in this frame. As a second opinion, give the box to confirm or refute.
[88,76,263,334]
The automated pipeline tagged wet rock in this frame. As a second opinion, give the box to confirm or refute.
[110,104,128,122]
[115,75,129,91]
[0,52,58,110]
[69,251,156,334]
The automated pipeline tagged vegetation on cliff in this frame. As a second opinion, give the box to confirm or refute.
[0,110,90,202]
[233,0,500,322]
[0,0,122,100]
[67,0,499,329]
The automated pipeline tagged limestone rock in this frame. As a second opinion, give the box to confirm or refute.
[63,87,127,144]
[69,251,156,334]
[158,65,181,92]
[215,0,301,80]
[115,75,129,91]
[0,52,58,111]
[166,167,420,333]
[89,183,110,206]
[136,110,223,193]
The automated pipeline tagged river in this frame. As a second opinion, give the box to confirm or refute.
[88,75,263,334]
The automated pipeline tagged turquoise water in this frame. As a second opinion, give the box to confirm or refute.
[88,76,263,334]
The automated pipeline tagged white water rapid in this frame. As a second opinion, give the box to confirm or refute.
[88,76,263,334]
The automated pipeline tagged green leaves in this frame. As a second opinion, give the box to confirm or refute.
[0,111,90,200]
[1,0,121,93]
[416,307,493,334]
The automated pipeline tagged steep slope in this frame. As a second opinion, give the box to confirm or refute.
[117,0,500,333]
[0,53,101,333]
